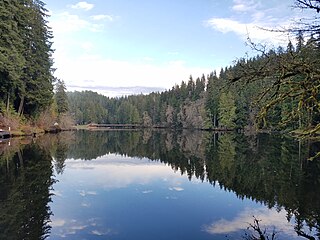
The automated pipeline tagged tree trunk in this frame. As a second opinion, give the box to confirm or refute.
[18,95,24,116]
[6,93,10,114]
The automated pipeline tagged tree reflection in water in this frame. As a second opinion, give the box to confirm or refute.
[0,140,55,240]
[0,130,319,239]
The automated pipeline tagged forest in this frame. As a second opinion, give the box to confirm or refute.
[0,0,320,136]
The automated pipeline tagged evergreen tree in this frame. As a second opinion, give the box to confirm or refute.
[0,0,25,113]
[187,75,195,99]
[194,75,205,100]
[19,0,54,116]
[218,91,236,129]
[296,30,304,52]
[54,79,68,115]
[205,71,220,128]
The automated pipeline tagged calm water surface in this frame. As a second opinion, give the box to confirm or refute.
[0,130,319,240]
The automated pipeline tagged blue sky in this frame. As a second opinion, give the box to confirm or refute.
[45,0,298,97]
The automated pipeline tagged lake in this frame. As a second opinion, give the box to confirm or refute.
[0,130,319,240]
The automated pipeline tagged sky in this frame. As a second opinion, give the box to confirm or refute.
[45,0,300,97]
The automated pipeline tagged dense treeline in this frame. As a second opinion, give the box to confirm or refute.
[67,76,210,129]
[0,0,54,117]
[68,32,318,132]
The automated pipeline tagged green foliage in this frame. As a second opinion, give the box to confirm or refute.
[218,91,237,129]
[117,101,141,124]
[205,71,221,128]
[54,79,68,115]
[67,91,108,124]
[0,0,54,117]
[226,1,320,135]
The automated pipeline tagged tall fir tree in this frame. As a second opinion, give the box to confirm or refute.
[218,91,237,129]
[19,0,54,116]
[54,79,69,115]
[205,71,220,128]
[0,0,25,113]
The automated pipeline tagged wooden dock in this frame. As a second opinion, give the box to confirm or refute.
[88,124,142,129]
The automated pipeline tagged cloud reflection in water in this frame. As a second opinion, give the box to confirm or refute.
[203,207,298,237]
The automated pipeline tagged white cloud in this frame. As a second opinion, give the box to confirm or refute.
[81,202,91,207]
[51,12,89,33]
[169,187,184,191]
[71,1,94,11]
[48,3,213,97]
[80,42,94,52]
[205,17,289,45]
[142,190,153,194]
[206,1,294,47]
[91,14,114,21]
[50,218,66,227]
[50,12,103,34]
[53,53,212,96]
[232,0,259,12]
[71,225,88,230]
[91,229,112,236]
[78,190,97,197]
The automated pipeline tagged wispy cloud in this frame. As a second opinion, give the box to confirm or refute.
[50,218,66,227]
[67,85,165,98]
[232,0,259,13]
[205,17,289,45]
[169,187,184,191]
[91,14,114,21]
[50,12,104,33]
[53,54,211,97]
[142,190,153,194]
[71,1,94,11]
[78,190,98,197]
[205,1,292,46]
[91,229,112,236]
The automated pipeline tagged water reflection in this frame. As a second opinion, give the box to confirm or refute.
[0,139,54,240]
[204,207,295,236]
[0,130,319,239]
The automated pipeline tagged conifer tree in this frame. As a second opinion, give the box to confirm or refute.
[55,79,69,115]
[0,0,25,113]
[218,91,236,129]
[206,71,220,128]
[19,0,54,116]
